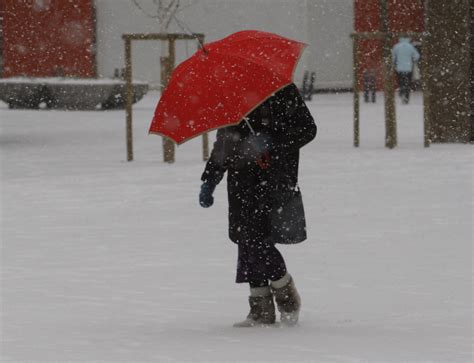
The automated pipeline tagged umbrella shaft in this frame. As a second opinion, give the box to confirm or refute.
[244,118,256,135]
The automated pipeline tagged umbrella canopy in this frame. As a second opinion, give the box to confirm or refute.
[149,30,307,144]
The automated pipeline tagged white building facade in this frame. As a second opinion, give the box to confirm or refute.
[95,0,354,90]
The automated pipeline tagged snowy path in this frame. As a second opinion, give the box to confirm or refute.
[1,92,472,362]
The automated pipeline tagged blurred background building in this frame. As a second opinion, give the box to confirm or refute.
[0,0,355,90]
[0,0,471,142]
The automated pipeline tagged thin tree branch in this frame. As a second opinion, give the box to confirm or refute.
[130,0,194,32]
[131,0,160,19]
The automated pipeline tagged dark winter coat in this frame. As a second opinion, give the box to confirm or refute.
[201,83,317,245]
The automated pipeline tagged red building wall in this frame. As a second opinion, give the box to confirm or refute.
[354,0,424,89]
[1,0,96,78]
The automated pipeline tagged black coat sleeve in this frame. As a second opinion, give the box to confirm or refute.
[200,128,227,186]
[272,84,317,153]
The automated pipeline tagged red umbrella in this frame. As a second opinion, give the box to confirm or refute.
[149,30,306,144]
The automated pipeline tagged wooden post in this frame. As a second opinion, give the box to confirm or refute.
[351,30,423,147]
[202,133,209,160]
[124,37,134,161]
[121,33,205,162]
[159,37,176,163]
[380,0,397,149]
[353,36,360,147]
[197,34,210,160]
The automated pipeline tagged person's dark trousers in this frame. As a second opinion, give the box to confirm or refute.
[236,240,287,287]
[396,71,413,103]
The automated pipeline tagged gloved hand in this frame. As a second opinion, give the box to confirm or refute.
[199,182,215,208]
[256,150,271,169]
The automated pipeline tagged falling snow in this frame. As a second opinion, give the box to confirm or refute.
[0,0,472,361]
[1,92,471,361]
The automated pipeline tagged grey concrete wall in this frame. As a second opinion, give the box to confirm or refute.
[306,0,354,89]
[94,0,354,90]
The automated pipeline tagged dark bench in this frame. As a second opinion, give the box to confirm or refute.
[0,78,149,110]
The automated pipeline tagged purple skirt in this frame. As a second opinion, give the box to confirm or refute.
[235,240,287,285]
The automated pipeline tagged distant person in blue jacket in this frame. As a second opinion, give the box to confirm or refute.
[392,37,420,104]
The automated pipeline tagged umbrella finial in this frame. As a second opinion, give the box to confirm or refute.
[198,38,208,55]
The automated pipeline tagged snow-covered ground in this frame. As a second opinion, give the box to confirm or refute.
[1,92,472,362]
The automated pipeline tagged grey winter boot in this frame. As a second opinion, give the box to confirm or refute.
[271,274,301,326]
[233,295,276,327]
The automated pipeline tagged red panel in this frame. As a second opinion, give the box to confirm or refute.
[355,0,380,32]
[389,0,424,33]
[354,0,424,90]
[2,0,95,78]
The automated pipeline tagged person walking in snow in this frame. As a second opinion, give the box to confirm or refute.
[198,83,317,327]
[392,37,420,104]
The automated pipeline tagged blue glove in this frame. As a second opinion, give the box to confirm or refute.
[199,182,215,208]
